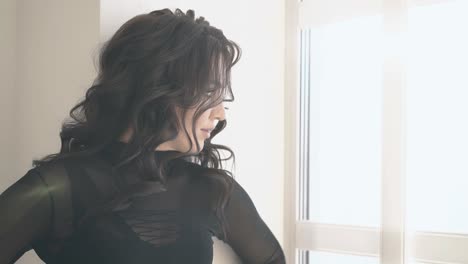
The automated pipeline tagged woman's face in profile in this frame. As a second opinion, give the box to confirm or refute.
[155,101,226,153]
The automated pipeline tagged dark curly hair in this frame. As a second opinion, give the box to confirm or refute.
[32,8,242,240]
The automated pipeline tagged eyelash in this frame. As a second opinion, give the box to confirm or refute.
[206,91,230,110]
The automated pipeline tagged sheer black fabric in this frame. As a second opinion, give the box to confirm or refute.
[0,140,286,264]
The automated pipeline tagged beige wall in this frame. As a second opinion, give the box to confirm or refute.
[3,1,100,263]
[15,0,100,171]
[0,0,18,189]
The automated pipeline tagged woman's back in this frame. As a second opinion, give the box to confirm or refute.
[0,140,285,263]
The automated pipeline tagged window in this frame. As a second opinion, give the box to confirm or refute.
[285,0,468,263]
[406,1,468,263]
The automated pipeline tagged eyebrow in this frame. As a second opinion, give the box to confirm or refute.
[206,81,234,101]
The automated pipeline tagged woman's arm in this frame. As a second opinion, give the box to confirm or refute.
[223,178,286,264]
[0,169,53,263]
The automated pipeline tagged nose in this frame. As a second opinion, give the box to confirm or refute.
[211,102,226,121]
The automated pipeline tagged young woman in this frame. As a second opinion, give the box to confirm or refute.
[0,8,286,264]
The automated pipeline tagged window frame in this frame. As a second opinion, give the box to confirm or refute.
[284,0,468,263]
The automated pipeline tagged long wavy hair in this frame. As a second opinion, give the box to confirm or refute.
[32,8,241,240]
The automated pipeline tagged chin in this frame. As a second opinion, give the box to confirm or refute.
[195,144,204,153]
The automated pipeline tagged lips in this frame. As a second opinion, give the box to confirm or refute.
[201,129,212,138]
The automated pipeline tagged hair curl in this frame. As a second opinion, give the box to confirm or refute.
[32,8,242,240]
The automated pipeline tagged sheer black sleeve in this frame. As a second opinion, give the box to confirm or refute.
[0,168,53,263]
[223,179,286,264]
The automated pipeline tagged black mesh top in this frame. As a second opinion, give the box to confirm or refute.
[0,140,286,264]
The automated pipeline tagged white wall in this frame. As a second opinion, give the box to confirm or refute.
[100,2,285,262]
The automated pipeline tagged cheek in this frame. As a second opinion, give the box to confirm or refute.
[182,108,211,136]
[181,109,196,129]
[202,109,212,120]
